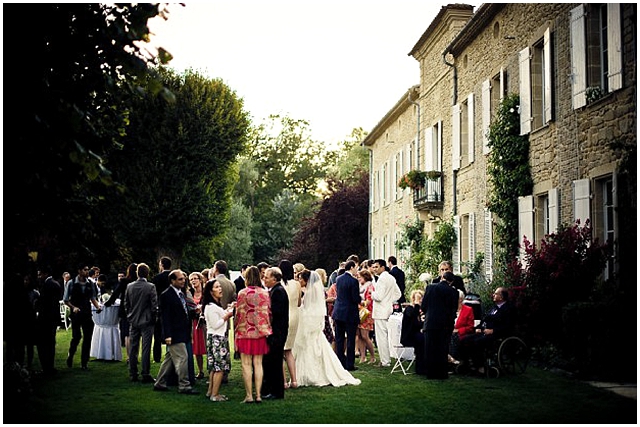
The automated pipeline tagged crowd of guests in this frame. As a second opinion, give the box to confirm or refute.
[7,253,516,402]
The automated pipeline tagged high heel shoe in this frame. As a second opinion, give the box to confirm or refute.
[368,358,377,365]
[284,380,291,389]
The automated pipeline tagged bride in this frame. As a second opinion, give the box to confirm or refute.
[292,269,361,387]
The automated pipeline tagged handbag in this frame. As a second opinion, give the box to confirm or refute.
[359,306,370,323]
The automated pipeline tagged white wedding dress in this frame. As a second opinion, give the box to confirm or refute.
[292,271,361,387]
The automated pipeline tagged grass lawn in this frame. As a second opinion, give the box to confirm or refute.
[5,328,636,424]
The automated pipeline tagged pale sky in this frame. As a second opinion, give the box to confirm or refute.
[148,1,481,145]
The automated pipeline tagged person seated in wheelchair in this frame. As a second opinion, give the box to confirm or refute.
[457,287,515,374]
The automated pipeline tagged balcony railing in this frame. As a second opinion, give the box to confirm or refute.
[412,176,443,210]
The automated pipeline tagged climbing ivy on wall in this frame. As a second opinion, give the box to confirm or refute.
[486,94,533,270]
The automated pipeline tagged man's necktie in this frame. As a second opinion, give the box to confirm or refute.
[179,292,188,314]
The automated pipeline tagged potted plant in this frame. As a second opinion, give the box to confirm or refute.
[398,170,428,190]
[425,170,442,181]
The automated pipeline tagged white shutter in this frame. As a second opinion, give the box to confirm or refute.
[518,195,535,259]
[452,105,461,170]
[519,47,532,135]
[482,80,491,154]
[469,212,476,264]
[570,5,587,109]
[548,188,559,233]
[484,209,493,282]
[544,27,552,124]
[468,93,475,163]
[424,125,433,171]
[436,120,443,171]
[608,3,623,92]
[573,178,591,225]
[452,215,461,273]
[500,67,506,101]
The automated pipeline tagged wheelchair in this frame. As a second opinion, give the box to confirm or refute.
[455,335,530,378]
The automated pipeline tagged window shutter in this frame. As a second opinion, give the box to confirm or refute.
[570,5,587,109]
[519,47,532,135]
[500,67,506,101]
[467,93,475,163]
[484,209,493,282]
[544,27,553,124]
[452,105,461,170]
[452,215,461,273]
[469,212,476,264]
[482,80,491,154]
[573,178,591,225]
[608,3,623,92]
[518,195,535,260]
[548,188,559,233]
[424,125,433,171]
[436,120,443,171]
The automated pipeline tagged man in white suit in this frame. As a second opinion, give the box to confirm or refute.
[371,259,401,367]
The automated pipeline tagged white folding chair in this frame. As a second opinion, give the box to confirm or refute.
[391,345,414,375]
[59,300,70,330]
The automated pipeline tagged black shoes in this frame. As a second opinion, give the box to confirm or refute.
[178,389,199,395]
[347,366,359,371]
[141,375,155,383]
[66,354,73,368]
[153,385,169,392]
[130,375,139,382]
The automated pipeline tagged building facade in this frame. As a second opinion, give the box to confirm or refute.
[364,3,636,286]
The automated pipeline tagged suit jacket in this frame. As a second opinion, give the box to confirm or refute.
[159,286,191,344]
[433,274,466,295]
[371,270,401,320]
[268,283,289,348]
[125,278,158,328]
[400,304,422,347]
[233,275,246,294]
[331,272,360,324]
[389,266,406,304]
[215,274,237,309]
[152,270,171,299]
[481,301,516,339]
[421,281,458,331]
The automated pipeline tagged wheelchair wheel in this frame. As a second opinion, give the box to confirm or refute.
[497,336,529,375]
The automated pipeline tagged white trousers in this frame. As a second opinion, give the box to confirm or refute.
[374,318,391,366]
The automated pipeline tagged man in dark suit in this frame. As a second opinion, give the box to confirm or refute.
[432,260,466,295]
[151,256,172,363]
[388,255,406,305]
[152,269,198,395]
[421,271,459,379]
[262,267,289,400]
[36,266,63,376]
[331,260,360,371]
[234,264,249,294]
[458,287,516,374]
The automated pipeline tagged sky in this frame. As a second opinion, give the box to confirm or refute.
[147,1,481,145]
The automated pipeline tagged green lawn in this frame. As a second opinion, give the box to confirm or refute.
[5,328,636,424]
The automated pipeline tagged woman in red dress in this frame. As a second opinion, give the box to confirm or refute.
[189,272,207,379]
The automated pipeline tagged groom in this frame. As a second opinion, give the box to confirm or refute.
[331,260,360,371]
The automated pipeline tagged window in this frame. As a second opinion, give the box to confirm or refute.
[592,175,616,280]
[482,70,507,154]
[452,95,475,169]
[395,151,403,200]
[570,4,623,108]
[424,121,442,171]
[521,189,560,248]
[382,162,387,207]
[519,27,553,135]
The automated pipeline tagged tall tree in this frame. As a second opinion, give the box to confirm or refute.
[99,67,250,268]
[6,3,173,273]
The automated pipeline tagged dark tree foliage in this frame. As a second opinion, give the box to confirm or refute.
[5,3,171,274]
[280,171,369,271]
[98,67,250,269]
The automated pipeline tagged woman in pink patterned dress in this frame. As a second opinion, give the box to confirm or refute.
[189,272,207,379]
[357,269,376,364]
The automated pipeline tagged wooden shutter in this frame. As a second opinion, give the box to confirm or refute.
[484,209,493,282]
[482,80,491,154]
[519,47,532,135]
[544,27,553,124]
[467,93,475,163]
[570,5,587,109]
[608,3,623,91]
[548,188,559,233]
[436,120,443,171]
[518,195,535,260]
[452,215,461,273]
[424,125,433,171]
[468,212,476,264]
[452,105,461,170]
[573,178,591,225]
